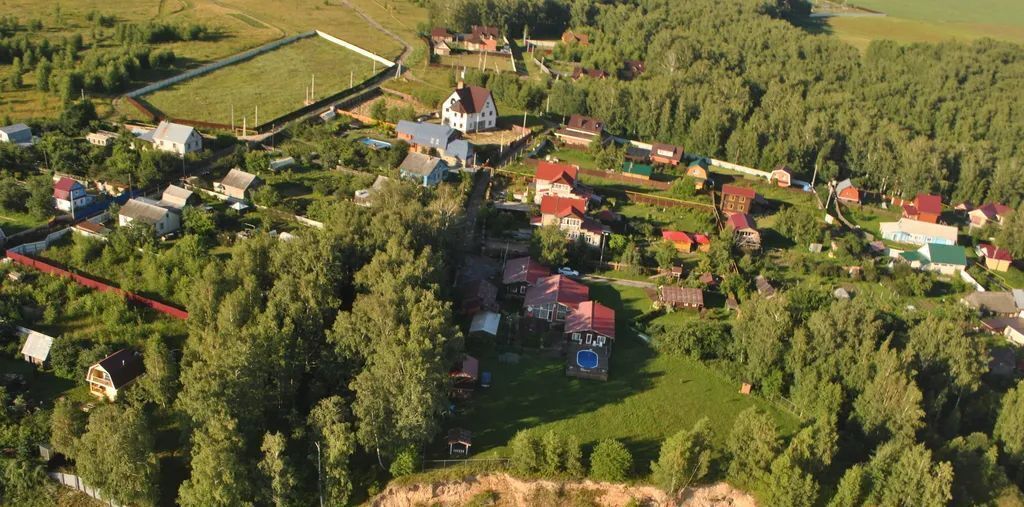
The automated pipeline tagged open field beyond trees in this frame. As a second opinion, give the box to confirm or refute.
[143,37,380,125]
[802,0,1024,49]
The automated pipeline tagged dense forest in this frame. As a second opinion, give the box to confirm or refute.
[431,0,1024,206]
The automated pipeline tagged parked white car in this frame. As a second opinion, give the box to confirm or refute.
[557,267,580,277]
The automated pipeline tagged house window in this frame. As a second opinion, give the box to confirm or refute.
[596,336,606,346]
[556,305,567,320]
[572,332,581,343]
[585,333,593,344]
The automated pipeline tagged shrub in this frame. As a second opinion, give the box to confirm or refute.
[589,439,632,482]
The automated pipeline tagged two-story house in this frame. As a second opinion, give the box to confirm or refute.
[523,274,589,323]
[535,195,607,247]
[533,161,590,203]
[463,25,500,52]
[118,197,181,237]
[52,177,93,212]
[720,184,757,216]
[502,256,549,297]
[564,300,616,380]
[879,218,958,246]
[649,143,684,166]
[970,203,1013,229]
[87,349,144,401]
[726,213,761,250]
[441,85,498,133]
[685,159,710,189]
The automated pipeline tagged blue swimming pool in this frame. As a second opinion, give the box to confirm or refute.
[359,137,392,150]
[576,350,599,369]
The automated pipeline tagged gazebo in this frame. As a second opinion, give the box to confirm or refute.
[447,428,473,456]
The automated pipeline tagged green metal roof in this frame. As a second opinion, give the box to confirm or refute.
[924,243,967,266]
[622,161,653,177]
[899,251,925,263]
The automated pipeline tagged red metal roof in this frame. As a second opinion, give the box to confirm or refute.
[502,256,549,285]
[979,243,1013,261]
[726,213,756,231]
[540,195,586,218]
[692,234,711,245]
[662,230,693,243]
[914,193,942,215]
[524,275,589,309]
[721,184,756,199]
[534,161,578,185]
[564,300,616,338]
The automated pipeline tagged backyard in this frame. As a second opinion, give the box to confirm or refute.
[437,53,517,74]
[143,36,381,125]
[444,282,797,465]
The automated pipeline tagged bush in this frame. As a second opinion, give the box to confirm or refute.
[589,439,632,482]
[389,446,418,477]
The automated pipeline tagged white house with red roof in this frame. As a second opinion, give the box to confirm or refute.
[970,203,1013,229]
[564,300,616,380]
[535,195,607,247]
[532,161,592,203]
[52,177,92,212]
[523,274,589,322]
[441,84,498,133]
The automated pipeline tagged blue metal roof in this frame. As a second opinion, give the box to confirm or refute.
[396,120,472,161]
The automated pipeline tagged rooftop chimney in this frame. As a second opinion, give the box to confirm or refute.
[457,80,465,90]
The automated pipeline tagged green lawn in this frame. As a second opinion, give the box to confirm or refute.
[0,357,86,408]
[438,53,516,73]
[798,0,1024,49]
[144,36,379,125]
[617,203,717,233]
[0,210,49,235]
[445,282,798,465]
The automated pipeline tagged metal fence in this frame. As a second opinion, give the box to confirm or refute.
[49,472,123,507]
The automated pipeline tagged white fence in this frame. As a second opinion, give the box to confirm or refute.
[961,269,985,292]
[7,228,71,255]
[315,30,395,67]
[706,157,812,190]
[49,472,123,507]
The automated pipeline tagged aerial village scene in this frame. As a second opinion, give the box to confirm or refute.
[2,0,1024,505]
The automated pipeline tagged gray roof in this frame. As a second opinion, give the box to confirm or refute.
[161,184,194,208]
[396,121,472,161]
[469,311,500,336]
[964,291,1020,315]
[20,330,54,362]
[120,198,172,225]
[151,121,197,145]
[220,168,259,191]
[836,179,854,192]
[0,123,32,143]
[399,152,447,177]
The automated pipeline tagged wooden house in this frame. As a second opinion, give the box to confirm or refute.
[970,203,1013,229]
[650,143,684,166]
[564,301,616,380]
[555,115,607,147]
[399,152,448,187]
[430,27,454,43]
[502,256,549,296]
[658,286,704,310]
[755,275,776,298]
[463,25,500,52]
[901,193,942,224]
[523,274,589,322]
[216,168,262,200]
[977,243,1013,272]
[720,184,757,216]
[727,213,760,250]
[662,230,695,252]
[458,279,498,315]
[685,159,710,189]
[87,349,144,401]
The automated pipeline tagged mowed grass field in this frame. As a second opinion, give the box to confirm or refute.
[143,36,379,125]
[804,0,1024,49]
[0,0,417,121]
[444,282,798,465]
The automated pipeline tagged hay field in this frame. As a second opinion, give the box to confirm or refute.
[142,36,379,125]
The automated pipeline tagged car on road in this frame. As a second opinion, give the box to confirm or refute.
[557,267,580,277]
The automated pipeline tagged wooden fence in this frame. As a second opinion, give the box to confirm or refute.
[578,167,671,190]
[5,251,189,320]
[623,191,716,213]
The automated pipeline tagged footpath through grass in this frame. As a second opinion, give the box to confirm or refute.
[446,282,798,465]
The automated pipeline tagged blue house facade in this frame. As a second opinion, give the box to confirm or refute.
[399,152,448,187]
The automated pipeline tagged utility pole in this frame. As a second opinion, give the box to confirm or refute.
[313,442,324,507]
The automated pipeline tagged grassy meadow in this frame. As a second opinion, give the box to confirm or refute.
[444,282,798,465]
[143,37,379,125]
[802,0,1024,50]
[0,0,417,122]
